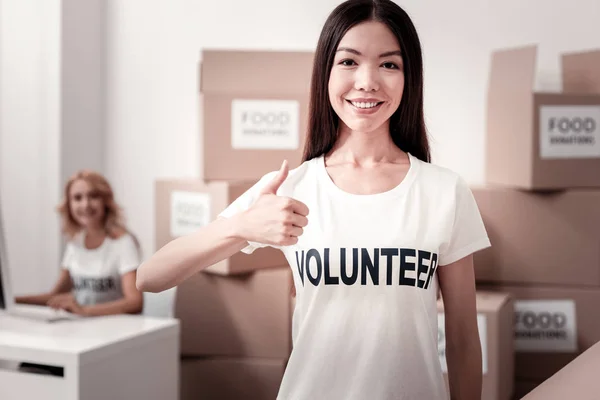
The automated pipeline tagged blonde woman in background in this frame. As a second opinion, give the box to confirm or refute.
[16,170,143,316]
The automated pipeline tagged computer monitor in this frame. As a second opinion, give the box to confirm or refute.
[0,256,5,310]
[0,249,5,310]
[0,195,15,312]
[0,196,84,322]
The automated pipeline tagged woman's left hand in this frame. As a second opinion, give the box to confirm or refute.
[47,293,88,316]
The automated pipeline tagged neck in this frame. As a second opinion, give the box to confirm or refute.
[84,225,106,239]
[327,122,404,166]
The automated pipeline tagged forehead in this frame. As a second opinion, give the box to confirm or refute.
[70,179,94,194]
[337,21,401,54]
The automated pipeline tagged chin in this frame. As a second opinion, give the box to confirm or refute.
[75,220,91,229]
[342,119,387,134]
[76,217,100,229]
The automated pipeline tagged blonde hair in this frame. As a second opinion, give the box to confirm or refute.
[57,170,127,240]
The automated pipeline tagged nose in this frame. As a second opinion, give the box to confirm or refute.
[354,64,379,92]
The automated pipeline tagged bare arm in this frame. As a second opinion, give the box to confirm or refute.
[136,215,249,293]
[83,271,144,316]
[136,161,309,294]
[438,254,482,400]
[15,269,73,305]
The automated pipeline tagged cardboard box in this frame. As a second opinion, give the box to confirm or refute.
[478,284,600,381]
[472,187,600,287]
[175,267,293,358]
[520,340,600,400]
[180,357,286,400]
[438,291,514,400]
[155,179,287,275]
[562,49,600,94]
[200,49,314,181]
[485,44,600,189]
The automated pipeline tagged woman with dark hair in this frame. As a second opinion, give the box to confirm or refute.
[138,1,488,399]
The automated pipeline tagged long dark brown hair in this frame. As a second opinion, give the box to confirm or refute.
[303,0,430,163]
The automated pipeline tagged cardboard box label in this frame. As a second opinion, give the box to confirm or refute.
[539,105,600,159]
[231,99,300,150]
[514,300,577,353]
[438,313,488,374]
[170,191,211,237]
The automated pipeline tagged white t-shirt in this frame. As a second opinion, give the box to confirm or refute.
[61,232,141,306]
[219,152,491,400]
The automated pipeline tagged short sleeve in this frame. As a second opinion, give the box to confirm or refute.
[218,171,278,254]
[61,242,75,271]
[118,234,142,275]
[439,177,491,266]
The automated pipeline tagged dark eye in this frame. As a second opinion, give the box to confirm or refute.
[90,191,101,199]
[73,194,82,201]
[339,59,357,67]
[382,62,399,69]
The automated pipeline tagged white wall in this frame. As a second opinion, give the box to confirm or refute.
[61,0,107,183]
[0,0,107,296]
[0,0,61,295]
[105,0,201,261]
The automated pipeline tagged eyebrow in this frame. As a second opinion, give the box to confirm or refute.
[336,47,403,58]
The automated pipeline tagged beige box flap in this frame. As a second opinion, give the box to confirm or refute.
[486,45,538,187]
[438,291,511,313]
[562,49,600,94]
[535,92,600,106]
[473,291,512,312]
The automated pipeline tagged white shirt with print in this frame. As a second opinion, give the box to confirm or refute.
[219,152,491,400]
[61,232,140,306]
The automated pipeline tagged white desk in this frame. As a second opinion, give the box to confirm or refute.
[0,313,180,400]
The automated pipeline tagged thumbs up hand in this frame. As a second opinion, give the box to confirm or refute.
[258,159,291,196]
[239,160,309,247]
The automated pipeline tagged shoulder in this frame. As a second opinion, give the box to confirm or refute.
[109,226,128,240]
[107,231,139,252]
[109,233,141,263]
[412,156,467,193]
[410,156,475,208]
[280,158,319,192]
[65,231,84,250]
[112,231,137,245]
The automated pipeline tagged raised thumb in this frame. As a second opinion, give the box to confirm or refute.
[259,160,289,195]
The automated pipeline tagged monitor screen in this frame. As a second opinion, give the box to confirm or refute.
[0,199,10,311]
[0,257,4,310]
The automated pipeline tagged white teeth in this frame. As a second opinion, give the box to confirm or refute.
[350,101,380,109]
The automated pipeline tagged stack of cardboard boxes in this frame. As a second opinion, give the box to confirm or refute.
[473,45,600,399]
[154,50,314,400]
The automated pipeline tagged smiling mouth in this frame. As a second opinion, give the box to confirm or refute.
[346,100,384,110]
